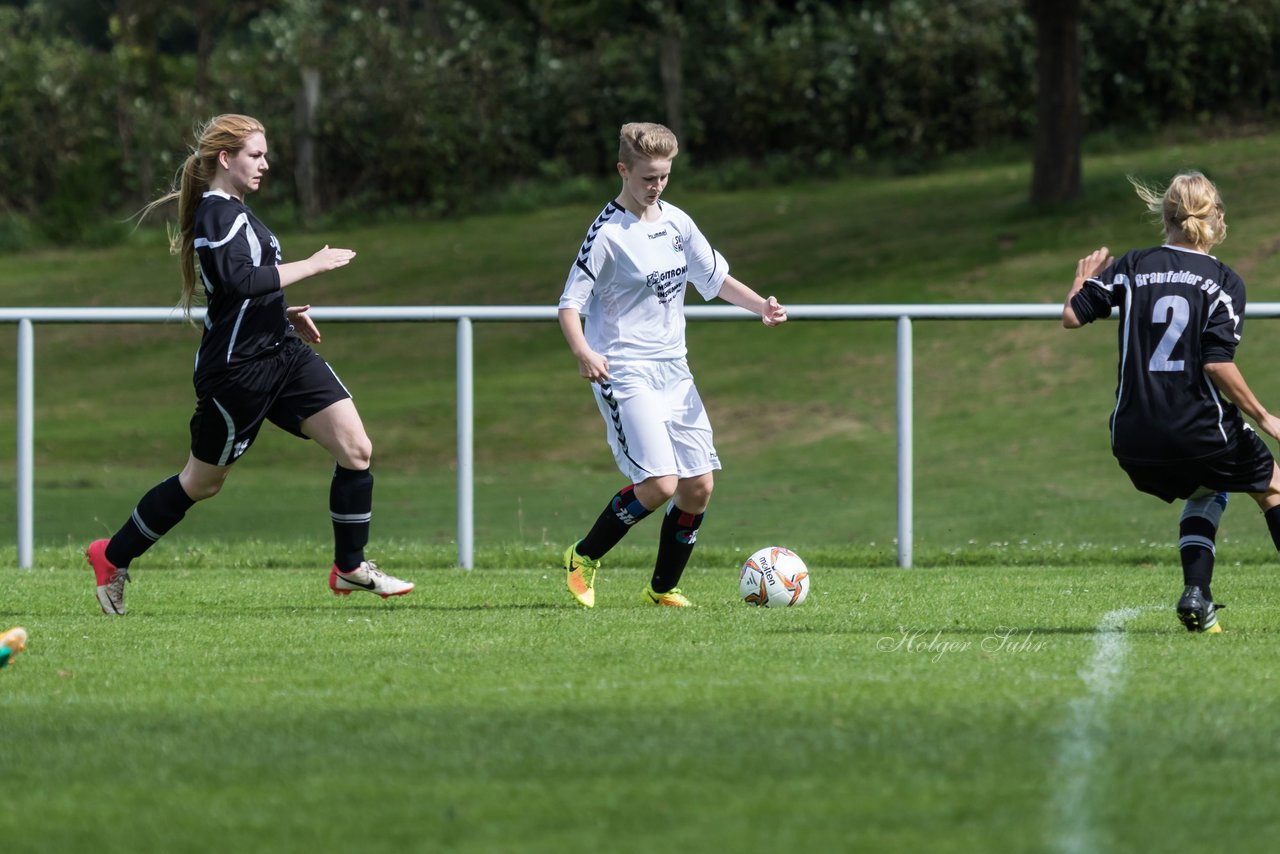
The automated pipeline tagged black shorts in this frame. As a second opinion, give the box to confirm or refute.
[189,339,351,466]
[1120,429,1276,503]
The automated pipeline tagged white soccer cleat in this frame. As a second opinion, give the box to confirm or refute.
[328,561,414,599]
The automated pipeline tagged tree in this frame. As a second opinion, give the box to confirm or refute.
[1028,0,1081,206]
[185,1,266,105]
[650,0,685,141]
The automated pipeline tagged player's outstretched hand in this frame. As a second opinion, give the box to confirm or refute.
[762,296,788,327]
[287,304,321,344]
[309,244,357,274]
[1075,247,1113,283]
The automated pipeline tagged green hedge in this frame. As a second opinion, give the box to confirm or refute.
[3,0,1280,247]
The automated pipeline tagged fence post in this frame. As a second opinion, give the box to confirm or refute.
[896,315,913,569]
[456,317,474,569]
[17,319,34,569]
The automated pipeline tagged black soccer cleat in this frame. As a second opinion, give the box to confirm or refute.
[1176,585,1222,634]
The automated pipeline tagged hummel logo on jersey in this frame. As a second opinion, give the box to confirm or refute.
[647,229,668,239]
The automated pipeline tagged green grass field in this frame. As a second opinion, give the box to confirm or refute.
[8,128,1280,850]
[5,559,1280,852]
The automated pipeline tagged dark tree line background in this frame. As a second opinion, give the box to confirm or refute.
[3,0,1280,248]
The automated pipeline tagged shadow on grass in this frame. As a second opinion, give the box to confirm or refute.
[260,601,570,613]
[761,623,1178,637]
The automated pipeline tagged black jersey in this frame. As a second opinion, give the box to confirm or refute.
[192,189,293,376]
[1071,245,1245,464]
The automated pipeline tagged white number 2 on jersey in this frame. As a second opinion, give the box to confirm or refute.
[1148,294,1189,372]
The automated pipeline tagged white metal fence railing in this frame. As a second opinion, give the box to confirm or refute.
[5,302,1200,570]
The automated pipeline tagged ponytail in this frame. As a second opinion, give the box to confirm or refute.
[174,153,205,315]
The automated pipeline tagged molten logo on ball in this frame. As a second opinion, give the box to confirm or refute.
[739,546,810,607]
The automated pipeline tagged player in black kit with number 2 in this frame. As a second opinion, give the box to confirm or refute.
[1063,171,1280,633]
[86,114,413,615]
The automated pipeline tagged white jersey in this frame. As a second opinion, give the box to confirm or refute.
[558,199,729,362]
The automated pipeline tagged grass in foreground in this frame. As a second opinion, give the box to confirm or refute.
[4,556,1280,853]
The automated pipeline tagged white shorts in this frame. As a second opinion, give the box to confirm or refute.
[591,359,721,484]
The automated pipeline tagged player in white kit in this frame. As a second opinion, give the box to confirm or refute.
[558,122,788,607]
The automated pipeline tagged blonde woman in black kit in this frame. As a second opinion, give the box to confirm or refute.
[1063,171,1280,632]
[87,114,414,615]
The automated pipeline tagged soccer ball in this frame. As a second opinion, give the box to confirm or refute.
[739,547,810,607]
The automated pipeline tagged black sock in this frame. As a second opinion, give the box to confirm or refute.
[1179,515,1216,602]
[1265,505,1280,552]
[578,485,652,560]
[650,505,705,594]
[105,475,196,568]
[331,464,374,571]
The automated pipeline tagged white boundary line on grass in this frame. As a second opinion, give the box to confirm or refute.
[1048,606,1150,854]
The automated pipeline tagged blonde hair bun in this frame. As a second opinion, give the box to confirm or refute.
[1128,171,1226,250]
